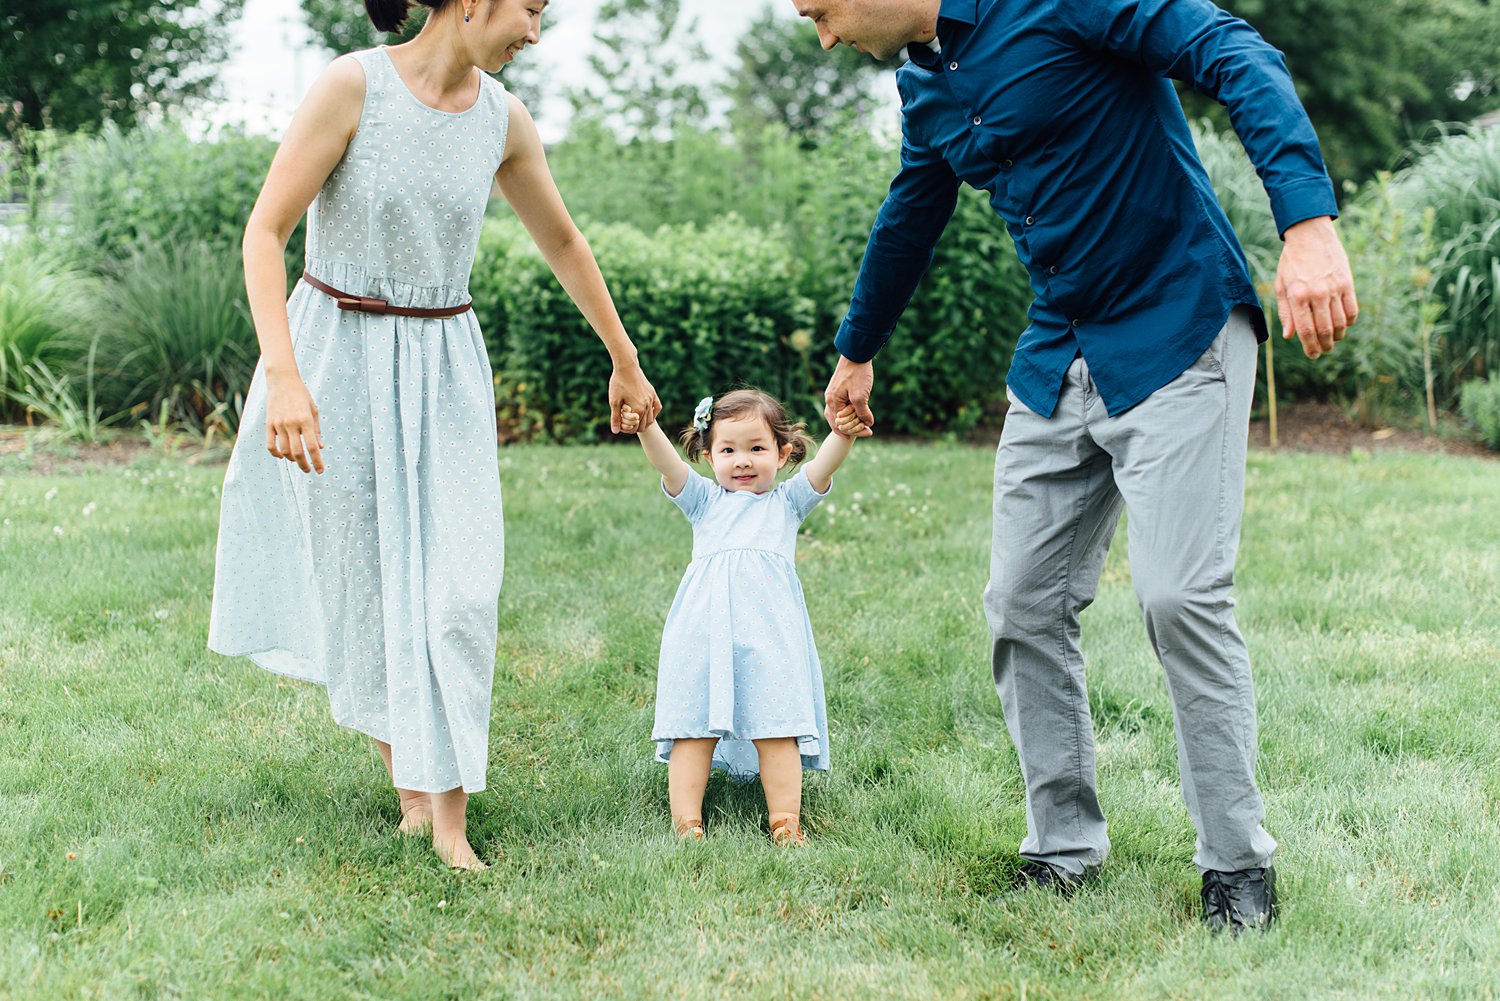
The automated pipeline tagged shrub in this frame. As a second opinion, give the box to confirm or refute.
[1459,376,1500,449]
[496,216,817,442]
[1391,127,1500,403]
[43,122,301,276]
[90,241,258,432]
[0,238,105,421]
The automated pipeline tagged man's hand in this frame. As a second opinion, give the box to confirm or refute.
[824,356,875,437]
[1275,216,1359,360]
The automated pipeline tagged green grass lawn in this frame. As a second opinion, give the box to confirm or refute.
[2,441,1498,999]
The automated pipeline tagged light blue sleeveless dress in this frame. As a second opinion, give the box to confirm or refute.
[652,470,832,779]
[209,47,509,794]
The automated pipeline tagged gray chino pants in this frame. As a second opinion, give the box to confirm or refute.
[984,307,1276,875]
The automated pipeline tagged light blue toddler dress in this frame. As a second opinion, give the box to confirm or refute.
[653,469,832,779]
[209,47,509,794]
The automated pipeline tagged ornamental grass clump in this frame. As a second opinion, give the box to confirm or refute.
[1459,376,1500,449]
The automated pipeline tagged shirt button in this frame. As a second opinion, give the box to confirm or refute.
[1072,318,1083,328]
[1049,265,1059,275]
[949,61,959,71]
[1002,158,1014,168]
[1025,215,1035,226]
[972,115,983,126]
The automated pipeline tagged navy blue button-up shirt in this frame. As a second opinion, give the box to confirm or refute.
[835,0,1339,418]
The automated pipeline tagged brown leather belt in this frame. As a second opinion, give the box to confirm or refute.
[301,272,472,318]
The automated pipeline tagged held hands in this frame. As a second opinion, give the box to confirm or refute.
[832,406,869,437]
[610,362,661,434]
[824,355,875,438]
[619,403,643,434]
[1276,216,1359,360]
[265,369,325,474]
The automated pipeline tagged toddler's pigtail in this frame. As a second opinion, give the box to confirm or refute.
[783,421,815,466]
[678,424,709,463]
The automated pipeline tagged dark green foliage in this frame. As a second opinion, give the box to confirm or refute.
[481,218,819,441]
[1459,376,1500,448]
[0,0,244,144]
[1182,0,1500,187]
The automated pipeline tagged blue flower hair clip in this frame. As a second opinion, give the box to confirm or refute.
[692,396,714,433]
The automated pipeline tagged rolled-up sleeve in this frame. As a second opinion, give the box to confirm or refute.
[1067,0,1338,236]
[835,137,961,362]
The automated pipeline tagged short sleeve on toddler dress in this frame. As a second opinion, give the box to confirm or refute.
[777,468,831,523]
[663,471,716,523]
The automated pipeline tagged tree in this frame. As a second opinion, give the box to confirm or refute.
[0,0,245,145]
[567,0,709,141]
[1181,0,1500,186]
[725,9,885,146]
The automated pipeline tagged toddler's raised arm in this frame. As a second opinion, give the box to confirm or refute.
[620,404,693,496]
[803,407,867,493]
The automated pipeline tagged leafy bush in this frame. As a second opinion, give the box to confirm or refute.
[492,216,817,441]
[43,122,301,276]
[90,241,258,432]
[1391,127,1500,403]
[1459,376,1500,449]
[0,238,104,421]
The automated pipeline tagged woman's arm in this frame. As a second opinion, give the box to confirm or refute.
[495,95,661,434]
[802,407,867,493]
[242,55,365,474]
[619,405,692,496]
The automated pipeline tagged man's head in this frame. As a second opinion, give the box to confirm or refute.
[790,0,940,61]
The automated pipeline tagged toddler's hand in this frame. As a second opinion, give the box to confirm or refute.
[834,405,868,438]
[619,404,642,435]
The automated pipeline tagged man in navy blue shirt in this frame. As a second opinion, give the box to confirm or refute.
[796,0,1358,932]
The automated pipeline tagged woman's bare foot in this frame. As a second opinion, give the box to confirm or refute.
[375,739,434,836]
[430,787,487,871]
[398,793,433,836]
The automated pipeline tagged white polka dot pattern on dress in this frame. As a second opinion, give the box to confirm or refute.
[208,47,510,795]
[652,469,832,780]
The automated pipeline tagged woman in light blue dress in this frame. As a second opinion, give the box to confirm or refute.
[619,390,868,845]
[209,0,659,870]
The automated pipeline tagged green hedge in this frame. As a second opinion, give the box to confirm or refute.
[44,122,304,277]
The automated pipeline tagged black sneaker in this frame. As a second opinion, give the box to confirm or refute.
[1201,866,1277,934]
[1009,859,1090,896]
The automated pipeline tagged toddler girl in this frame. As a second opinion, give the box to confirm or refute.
[619,389,866,844]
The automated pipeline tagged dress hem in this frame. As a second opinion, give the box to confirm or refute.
[212,645,488,796]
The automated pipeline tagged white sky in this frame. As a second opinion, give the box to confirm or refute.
[213,0,805,140]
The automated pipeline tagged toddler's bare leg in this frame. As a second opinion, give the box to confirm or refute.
[374,739,432,835]
[754,738,804,842]
[668,738,718,836]
[430,787,487,871]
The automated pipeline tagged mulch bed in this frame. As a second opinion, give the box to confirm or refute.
[2,403,1493,476]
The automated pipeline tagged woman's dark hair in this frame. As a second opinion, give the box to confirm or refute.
[365,0,457,34]
[679,388,816,466]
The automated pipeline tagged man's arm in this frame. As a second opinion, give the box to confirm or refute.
[828,138,962,430]
[1069,0,1358,358]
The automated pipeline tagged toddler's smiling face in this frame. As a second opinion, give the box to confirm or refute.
[706,415,794,493]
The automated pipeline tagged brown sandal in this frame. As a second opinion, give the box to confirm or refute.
[675,817,705,841]
[769,816,806,846]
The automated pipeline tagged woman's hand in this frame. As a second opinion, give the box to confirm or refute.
[265,369,325,474]
[609,361,661,435]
